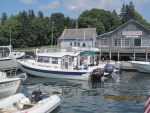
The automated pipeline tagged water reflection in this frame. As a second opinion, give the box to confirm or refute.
[17,71,149,113]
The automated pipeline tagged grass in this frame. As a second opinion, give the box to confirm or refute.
[14,45,60,51]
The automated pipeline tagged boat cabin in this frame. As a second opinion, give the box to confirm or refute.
[0,45,11,59]
[34,52,82,70]
[82,48,101,65]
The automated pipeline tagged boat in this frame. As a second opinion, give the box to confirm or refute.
[130,57,150,62]
[0,45,25,61]
[17,52,92,80]
[0,67,27,99]
[0,90,61,113]
[129,61,150,73]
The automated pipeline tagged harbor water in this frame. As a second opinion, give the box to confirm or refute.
[16,71,149,113]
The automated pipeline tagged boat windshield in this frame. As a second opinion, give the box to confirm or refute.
[0,47,10,58]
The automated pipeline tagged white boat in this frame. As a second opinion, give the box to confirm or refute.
[0,45,25,61]
[0,92,61,113]
[17,52,91,80]
[0,70,27,99]
[129,61,150,73]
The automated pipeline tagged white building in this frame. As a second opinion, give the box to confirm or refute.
[58,28,97,48]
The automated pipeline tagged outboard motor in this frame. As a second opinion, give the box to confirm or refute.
[31,90,42,103]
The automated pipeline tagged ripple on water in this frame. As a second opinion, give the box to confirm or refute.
[17,71,150,113]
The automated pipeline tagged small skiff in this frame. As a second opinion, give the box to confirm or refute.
[0,91,61,113]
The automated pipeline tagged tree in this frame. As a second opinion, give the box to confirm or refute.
[50,13,65,44]
[119,2,135,24]
[78,8,121,34]
[37,11,44,18]
[112,10,118,17]
[134,11,150,29]
[0,12,8,27]
[28,9,35,20]
[119,4,126,24]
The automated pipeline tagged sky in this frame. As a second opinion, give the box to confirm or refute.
[0,0,150,23]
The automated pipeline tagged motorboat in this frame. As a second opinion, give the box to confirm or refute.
[0,90,61,113]
[0,45,25,61]
[129,61,150,73]
[17,52,92,80]
[0,68,27,99]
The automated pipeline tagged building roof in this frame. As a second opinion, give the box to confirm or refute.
[97,19,150,38]
[58,28,97,40]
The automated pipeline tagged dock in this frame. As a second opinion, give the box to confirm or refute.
[0,60,18,71]
[121,61,137,71]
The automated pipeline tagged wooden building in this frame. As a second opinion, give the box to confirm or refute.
[58,28,97,48]
[96,19,150,61]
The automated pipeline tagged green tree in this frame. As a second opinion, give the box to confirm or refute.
[79,8,121,34]
[119,4,126,24]
[0,12,8,27]
[112,10,118,17]
[50,13,65,44]
[134,11,150,29]
[37,11,44,19]
[119,2,135,24]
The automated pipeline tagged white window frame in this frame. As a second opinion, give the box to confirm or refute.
[99,38,108,46]
[142,38,150,47]
[115,39,130,47]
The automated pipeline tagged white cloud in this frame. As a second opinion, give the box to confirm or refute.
[62,0,150,15]
[124,0,150,6]
[39,0,60,9]
[63,0,122,14]
[20,0,37,4]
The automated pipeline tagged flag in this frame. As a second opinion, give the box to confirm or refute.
[144,91,150,113]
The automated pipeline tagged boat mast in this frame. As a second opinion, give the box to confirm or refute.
[10,27,11,45]
[76,19,78,47]
[63,26,66,48]
[51,20,54,50]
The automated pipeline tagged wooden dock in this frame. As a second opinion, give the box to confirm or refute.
[121,61,137,71]
[0,60,18,71]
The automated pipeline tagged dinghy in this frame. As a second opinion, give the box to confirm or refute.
[0,90,62,113]
[0,70,27,99]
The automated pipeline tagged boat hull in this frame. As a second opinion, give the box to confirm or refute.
[0,93,61,113]
[0,78,21,99]
[18,61,91,80]
[129,61,150,73]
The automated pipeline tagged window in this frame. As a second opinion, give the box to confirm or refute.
[37,56,43,62]
[43,57,49,63]
[134,39,141,46]
[115,39,121,46]
[70,42,72,46]
[74,42,76,46]
[78,42,80,46]
[52,58,58,64]
[142,39,150,47]
[122,39,130,47]
[100,38,108,45]
[115,39,130,47]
